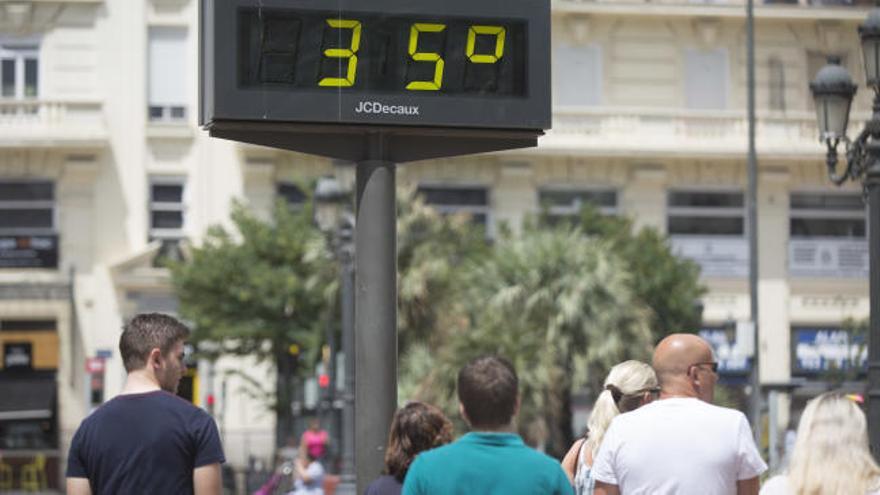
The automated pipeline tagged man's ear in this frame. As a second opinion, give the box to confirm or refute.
[689,366,703,392]
[148,348,163,369]
[458,402,470,426]
[514,395,521,418]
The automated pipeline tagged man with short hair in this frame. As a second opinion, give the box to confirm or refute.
[593,333,766,495]
[66,313,225,495]
[402,355,573,495]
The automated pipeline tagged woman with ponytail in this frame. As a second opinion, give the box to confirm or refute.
[561,360,659,495]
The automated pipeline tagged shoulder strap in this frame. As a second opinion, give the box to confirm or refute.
[573,436,589,476]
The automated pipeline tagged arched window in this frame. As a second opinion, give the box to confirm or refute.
[768,56,785,112]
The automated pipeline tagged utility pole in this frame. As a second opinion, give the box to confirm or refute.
[746,0,762,443]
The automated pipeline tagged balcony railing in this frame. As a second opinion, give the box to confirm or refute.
[0,99,107,148]
[789,238,869,278]
[542,106,850,158]
[670,236,749,278]
[554,0,873,8]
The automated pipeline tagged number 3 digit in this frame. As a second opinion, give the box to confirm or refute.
[406,23,446,91]
[319,19,362,87]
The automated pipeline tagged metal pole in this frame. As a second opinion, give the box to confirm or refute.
[866,145,880,457]
[323,298,336,462]
[337,232,357,494]
[746,0,762,444]
[768,390,779,471]
[354,135,397,493]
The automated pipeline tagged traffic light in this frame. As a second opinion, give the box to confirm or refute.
[318,373,330,389]
[287,342,301,372]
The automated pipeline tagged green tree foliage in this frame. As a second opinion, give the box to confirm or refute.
[400,204,705,457]
[401,224,654,456]
[572,206,706,341]
[169,188,706,458]
[396,187,489,355]
[169,200,336,447]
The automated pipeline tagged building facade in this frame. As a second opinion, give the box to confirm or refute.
[0,0,871,490]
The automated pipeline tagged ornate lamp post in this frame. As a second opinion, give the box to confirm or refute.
[314,176,357,493]
[809,9,880,456]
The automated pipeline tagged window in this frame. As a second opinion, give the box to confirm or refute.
[684,49,728,110]
[148,27,187,122]
[0,181,54,235]
[768,57,786,112]
[149,178,185,241]
[790,192,865,239]
[538,188,617,223]
[667,189,747,278]
[789,192,867,278]
[417,185,490,227]
[0,42,38,99]
[667,190,744,236]
[552,44,601,106]
[277,182,307,208]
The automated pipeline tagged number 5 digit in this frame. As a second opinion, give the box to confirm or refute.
[406,23,446,91]
[319,19,362,87]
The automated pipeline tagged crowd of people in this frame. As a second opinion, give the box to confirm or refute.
[62,313,880,495]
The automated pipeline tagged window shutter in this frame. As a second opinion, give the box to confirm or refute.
[148,27,187,107]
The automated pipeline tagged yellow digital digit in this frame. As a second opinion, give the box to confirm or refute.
[466,25,506,64]
[318,19,362,87]
[406,23,446,91]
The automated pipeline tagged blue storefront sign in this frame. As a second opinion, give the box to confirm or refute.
[792,326,866,375]
[699,328,751,375]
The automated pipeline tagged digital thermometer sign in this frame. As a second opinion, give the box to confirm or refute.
[200,0,550,133]
[239,10,527,97]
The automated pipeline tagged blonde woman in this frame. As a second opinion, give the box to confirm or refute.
[561,360,659,495]
[761,392,880,495]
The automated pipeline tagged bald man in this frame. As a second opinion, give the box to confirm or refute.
[591,334,766,495]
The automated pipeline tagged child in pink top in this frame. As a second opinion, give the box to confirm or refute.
[300,419,328,460]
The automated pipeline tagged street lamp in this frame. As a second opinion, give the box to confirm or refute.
[809,9,880,458]
[313,175,357,494]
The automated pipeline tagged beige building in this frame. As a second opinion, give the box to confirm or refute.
[0,0,871,490]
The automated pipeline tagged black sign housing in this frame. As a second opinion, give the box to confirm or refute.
[200,0,550,161]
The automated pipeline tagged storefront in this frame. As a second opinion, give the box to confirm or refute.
[0,319,60,491]
[789,324,866,418]
[700,325,752,410]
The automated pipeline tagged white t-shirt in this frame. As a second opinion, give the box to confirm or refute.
[592,397,767,495]
[761,475,880,495]
[291,460,325,495]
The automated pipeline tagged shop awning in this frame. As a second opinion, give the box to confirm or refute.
[0,375,55,421]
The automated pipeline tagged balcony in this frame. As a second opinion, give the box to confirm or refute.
[0,99,107,149]
[540,107,848,159]
[552,0,871,20]
[669,236,749,278]
[556,0,872,5]
[1,0,104,33]
[789,238,868,278]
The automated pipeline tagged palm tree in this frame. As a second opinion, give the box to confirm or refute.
[403,224,653,456]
